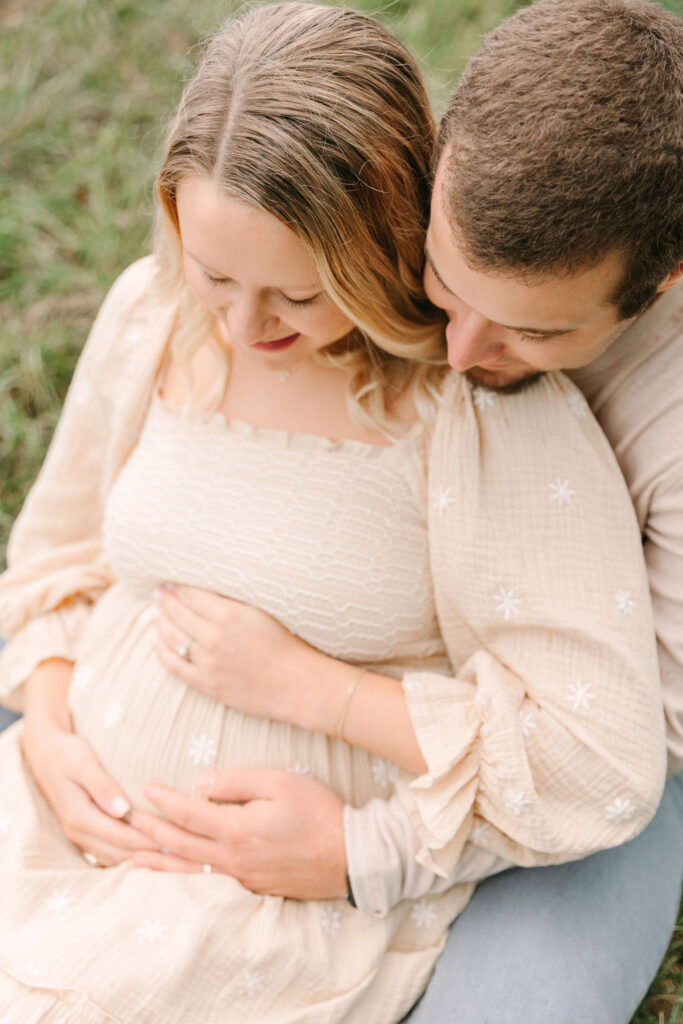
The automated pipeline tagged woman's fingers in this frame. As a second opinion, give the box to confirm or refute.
[73,743,132,820]
[155,588,212,648]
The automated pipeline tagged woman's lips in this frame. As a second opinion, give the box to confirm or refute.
[252,333,300,351]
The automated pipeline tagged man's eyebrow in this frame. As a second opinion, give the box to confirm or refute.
[424,244,574,337]
[424,246,456,296]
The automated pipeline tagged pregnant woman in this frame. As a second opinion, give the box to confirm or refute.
[0,4,664,1022]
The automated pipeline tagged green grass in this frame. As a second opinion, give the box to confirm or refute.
[1,0,682,1018]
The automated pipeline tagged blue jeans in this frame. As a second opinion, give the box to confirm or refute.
[0,706,19,731]
[408,774,683,1024]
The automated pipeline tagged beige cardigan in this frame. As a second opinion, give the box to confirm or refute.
[0,257,666,915]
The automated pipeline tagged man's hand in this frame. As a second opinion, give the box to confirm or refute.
[130,768,348,900]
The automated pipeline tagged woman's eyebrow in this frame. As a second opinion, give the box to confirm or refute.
[185,250,319,291]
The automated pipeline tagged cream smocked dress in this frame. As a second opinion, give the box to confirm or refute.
[0,258,666,1024]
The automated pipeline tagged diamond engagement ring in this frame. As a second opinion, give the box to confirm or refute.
[202,863,213,874]
[83,851,102,868]
[176,639,193,662]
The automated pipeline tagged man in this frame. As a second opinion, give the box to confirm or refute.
[409,0,683,1019]
[1,0,680,1020]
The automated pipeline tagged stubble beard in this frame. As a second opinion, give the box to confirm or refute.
[465,367,544,395]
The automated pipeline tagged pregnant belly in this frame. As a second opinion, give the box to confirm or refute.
[66,584,369,813]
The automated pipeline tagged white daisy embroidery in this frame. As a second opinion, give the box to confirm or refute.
[188,734,217,767]
[548,478,575,508]
[615,588,635,618]
[518,710,537,737]
[71,664,93,691]
[431,486,457,516]
[241,970,266,996]
[470,820,491,845]
[103,700,123,729]
[411,899,438,928]
[18,960,46,980]
[320,905,342,936]
[0,811,14,836]
[371,757,398,790]
[605,797,636,824]
[504,790,532,817]
[289,763,311,775]
[45,889,74,915]
[565,679,596,713]
[402,677,423,694]
[566,392,589,418]
[494,586,521,620]
[472,385,496,410]
[137,919,168,944]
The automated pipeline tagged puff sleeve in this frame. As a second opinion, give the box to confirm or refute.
[0,256,173,709]
[400,372,665,877]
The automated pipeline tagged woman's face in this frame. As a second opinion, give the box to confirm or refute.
[176,177,354,371]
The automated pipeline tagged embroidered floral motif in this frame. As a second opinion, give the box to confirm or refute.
[371,757,398,790]
[103,700,123,729]
[71,664,93,691]
[565,679,596,713]
[137,919,168,944]
[494,587,521,620]
[605,797,636,824]
[566,392,589,418]
[615,588,635,618]
[45,889,74,914]
[241,970,266,996]
[188,735,218,766]
[518,710,537,737]
[410,899,438,928]
[431,487,457,515]
[320,905,342,936]
[548,478,575,508]
[504,790,531,816]
[472,386,496,410]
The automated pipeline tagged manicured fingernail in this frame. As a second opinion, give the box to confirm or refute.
[197,773,215,793]
[111,796,131,818]
[161,582,175,593]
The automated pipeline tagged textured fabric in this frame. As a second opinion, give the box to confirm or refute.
[346,283,683,918]
[569,283,683,775]
[0,258,666,1021]
[406,773,683,1024]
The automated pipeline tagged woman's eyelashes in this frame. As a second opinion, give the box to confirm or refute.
[199,269,319,307]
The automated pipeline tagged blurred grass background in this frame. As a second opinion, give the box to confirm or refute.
[1,0,682,1018]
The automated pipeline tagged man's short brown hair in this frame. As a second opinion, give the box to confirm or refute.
[438,0,683,319]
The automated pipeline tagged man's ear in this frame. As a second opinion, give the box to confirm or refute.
[656,260,683,295]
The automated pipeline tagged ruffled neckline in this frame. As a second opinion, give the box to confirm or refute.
[151,390,424,457]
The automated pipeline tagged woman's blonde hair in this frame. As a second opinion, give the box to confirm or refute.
[154,2,447,429]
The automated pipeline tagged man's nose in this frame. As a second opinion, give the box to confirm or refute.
[444,312,505,371]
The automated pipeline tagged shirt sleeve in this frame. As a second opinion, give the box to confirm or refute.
[0,256,170,709]
[345,372,666,915]
[643,462,683,775]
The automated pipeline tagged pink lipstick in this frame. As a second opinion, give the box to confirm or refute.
[252,333,300,351]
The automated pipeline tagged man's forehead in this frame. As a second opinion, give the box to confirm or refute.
[427,163,623,331]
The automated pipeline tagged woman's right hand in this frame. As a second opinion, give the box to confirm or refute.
[21,658,161,866]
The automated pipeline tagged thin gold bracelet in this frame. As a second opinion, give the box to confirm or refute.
[336,668,367,743]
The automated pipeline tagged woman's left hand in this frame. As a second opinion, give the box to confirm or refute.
[154,585,303,719]
[130,768,348,900]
